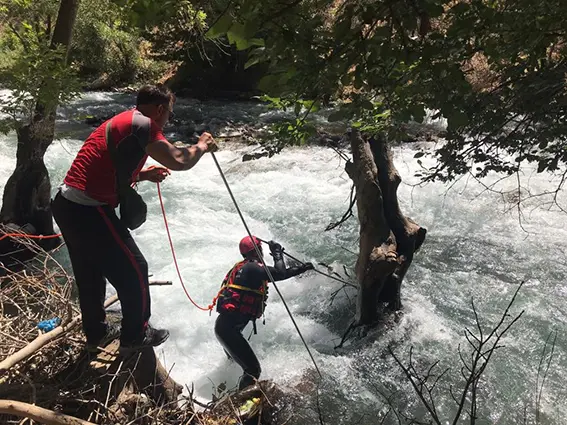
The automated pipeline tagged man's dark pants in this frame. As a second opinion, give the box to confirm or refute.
[52,192,150,344]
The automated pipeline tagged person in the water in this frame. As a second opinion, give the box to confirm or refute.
[214,236,314,390]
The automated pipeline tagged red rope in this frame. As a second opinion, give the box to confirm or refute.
[156,182,218,312]
[0,232,62,242]
[1,182,219,311]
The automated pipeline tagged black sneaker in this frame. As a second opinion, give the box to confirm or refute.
[86,323,121,353]
[119,325,170,355]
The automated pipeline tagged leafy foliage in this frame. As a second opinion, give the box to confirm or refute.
[115,0,268,97]
[3,0,566,185]
[0,0,80,132]
[0,0,166,92]
[202,0,567,183]
[259,96,318,150]
[140,0,208,62]
[71,0,142,85]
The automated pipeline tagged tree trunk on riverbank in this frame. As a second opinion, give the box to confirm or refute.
[345,131,426,325]
[0,0,79,240]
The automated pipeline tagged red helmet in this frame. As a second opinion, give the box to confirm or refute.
[239,236,262,256]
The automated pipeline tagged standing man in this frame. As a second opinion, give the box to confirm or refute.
[215,236,314,390]
[52,85,217,354]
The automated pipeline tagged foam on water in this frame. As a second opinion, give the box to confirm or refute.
[1,92,566,423]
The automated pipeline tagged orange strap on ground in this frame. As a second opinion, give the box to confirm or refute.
[156,182,219,312]
[0,233,62,242]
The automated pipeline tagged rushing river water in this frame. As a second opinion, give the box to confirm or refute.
[1,91,566,424]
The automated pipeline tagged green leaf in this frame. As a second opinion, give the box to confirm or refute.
[447,110,468,130]
[260,94,280,104]
[303,100,320,113]
[328,109,350,122]
[425,3,445,18]
[227,23,249,50]
[409,104,426,123]
[341,73,353,85]
[334,17,351,39]
[258,75,278,92]
[228,22,246,40]
[303,123,317,136]
[373,26,390,39]
[238,0,256,15]
[243,21,259,39]
[206,14,232,39]
[249,38,265,47]
[244,56,262,69]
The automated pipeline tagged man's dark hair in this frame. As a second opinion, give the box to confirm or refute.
[136,85,174,107]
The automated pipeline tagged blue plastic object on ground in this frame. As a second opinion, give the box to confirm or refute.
[37,317,61,332]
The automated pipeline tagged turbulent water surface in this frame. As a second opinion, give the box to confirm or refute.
[1,91,566,424]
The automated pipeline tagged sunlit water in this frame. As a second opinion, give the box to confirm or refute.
[1,91,566,424]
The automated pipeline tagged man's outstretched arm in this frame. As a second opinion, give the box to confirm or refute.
[145,132,217,171]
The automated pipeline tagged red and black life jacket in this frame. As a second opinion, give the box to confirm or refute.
[216,260,268,318]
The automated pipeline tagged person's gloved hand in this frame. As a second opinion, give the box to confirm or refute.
[268,240,283,254]
[301,262,314,272]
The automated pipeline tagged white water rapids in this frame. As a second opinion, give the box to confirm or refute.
[1,91,566,424]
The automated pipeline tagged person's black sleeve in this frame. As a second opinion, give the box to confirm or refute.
[251,259,313,282]
[248,241,314,283]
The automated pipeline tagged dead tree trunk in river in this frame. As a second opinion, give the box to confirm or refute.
[345,131,426,325]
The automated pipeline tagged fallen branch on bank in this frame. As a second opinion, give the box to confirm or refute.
[0,247,293,424]
[0,400,96,425]
[0,280,172,375]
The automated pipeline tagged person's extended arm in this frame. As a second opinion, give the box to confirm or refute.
[145,132,217,171]
[256,241,314,282]
[265,263,312,281]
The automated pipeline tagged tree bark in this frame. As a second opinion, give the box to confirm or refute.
[0,124,59,239]
[371,136,426,310]
[0,0,79,239]
[0,400,96,425]
[345,131,426,325]
[91,341,183,407]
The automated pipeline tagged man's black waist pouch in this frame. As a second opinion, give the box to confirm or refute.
[106,121,147,230]
[119,186,147,230]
